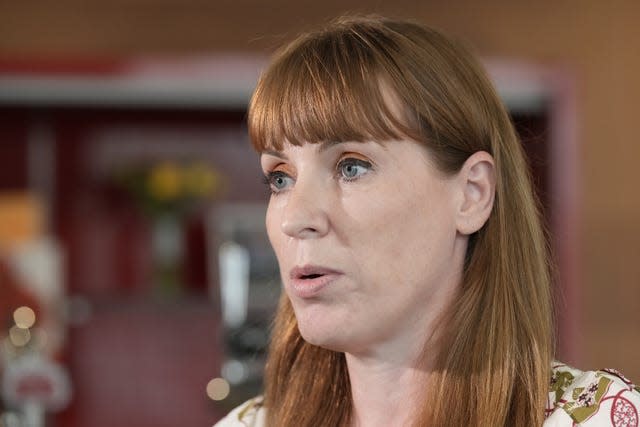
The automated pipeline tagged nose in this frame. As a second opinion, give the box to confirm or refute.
[280,178,330,239]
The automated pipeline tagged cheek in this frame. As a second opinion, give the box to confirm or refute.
[265,199,296,277]
[265,203,282,255]
[351,188,455,272]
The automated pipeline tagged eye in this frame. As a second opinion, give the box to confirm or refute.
[337,157,372,181]
[263,170,294,194]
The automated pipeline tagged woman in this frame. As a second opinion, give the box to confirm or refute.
[216,15,640,426]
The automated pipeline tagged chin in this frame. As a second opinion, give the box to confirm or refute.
[296,318,361,353]
[295,315,343,351]
[300,331,350,353]
[291,299,364,352]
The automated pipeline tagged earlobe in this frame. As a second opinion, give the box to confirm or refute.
[456,151,496,235]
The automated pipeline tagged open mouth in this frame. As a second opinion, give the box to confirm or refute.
[289,266,341,297]
[290,265,339,282]
[300,273,324,280]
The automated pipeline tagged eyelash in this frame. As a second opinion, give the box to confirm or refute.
[336,157,372,182]
[261,171,289,195]
[261,156,373,195]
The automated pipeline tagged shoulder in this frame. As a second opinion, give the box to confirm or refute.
[544,361,640,426]
[213,397,266,427]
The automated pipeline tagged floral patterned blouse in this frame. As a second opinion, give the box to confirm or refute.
[545,362,639,426]
[214,362,640,426]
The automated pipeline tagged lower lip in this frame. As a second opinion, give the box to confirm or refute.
[289,273,341,299]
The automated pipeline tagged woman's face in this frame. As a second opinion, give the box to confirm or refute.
[261,138,469,356]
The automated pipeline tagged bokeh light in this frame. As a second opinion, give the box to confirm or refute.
[13,306,36,329]
[206,378,230,401]
[222,359,246,385]
[9,325,31,347]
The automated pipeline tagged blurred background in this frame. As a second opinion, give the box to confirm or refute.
[0,1,638,426]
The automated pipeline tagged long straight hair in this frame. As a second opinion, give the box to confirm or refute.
[248,15,553,427]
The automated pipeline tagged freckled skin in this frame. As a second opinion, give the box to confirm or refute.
[261,140,468,358]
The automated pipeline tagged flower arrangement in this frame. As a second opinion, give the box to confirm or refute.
[116,161,223,217]
[115,161,224,295]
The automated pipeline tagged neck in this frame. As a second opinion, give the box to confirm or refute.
[346,350,430,427]
[344,239,466,426]
[343,270,459,427]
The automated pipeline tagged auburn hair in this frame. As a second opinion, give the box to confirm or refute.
[248,15,553,427]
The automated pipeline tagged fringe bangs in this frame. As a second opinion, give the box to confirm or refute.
[248,25,411,152]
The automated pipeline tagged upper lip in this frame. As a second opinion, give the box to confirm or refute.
[290,265,341,280]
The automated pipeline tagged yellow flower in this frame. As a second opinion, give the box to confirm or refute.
[147,162,182,201]
[183,162,219,197]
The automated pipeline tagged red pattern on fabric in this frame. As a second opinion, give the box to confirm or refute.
[610,393,638,427]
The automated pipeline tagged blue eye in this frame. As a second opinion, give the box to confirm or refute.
[264,171,294,193]
[338,158,372,180]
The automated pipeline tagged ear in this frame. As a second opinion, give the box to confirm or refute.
[455,151,496,235]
